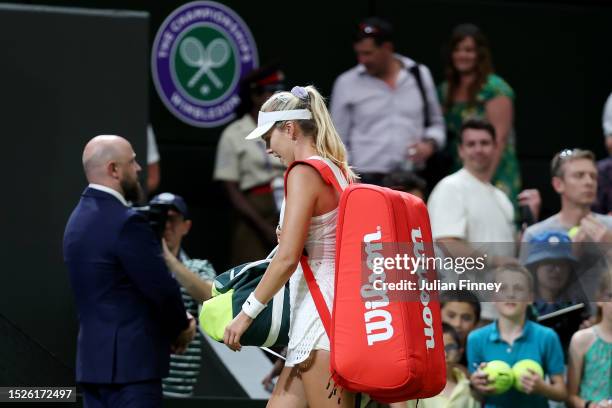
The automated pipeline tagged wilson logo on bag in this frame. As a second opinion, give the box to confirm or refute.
[286,157,446,404]
[362,227,395,346]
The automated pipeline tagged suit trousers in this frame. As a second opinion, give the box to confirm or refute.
[81,380,162,408]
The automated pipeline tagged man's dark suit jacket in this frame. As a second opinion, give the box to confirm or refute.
[63,187,188,384]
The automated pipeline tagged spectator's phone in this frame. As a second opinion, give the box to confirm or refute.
[519,205,535,226]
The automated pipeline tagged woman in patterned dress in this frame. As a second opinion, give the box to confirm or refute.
[439,23,521,212]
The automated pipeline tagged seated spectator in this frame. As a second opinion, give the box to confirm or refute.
[404,323,479,408]
[524,231,590,357]
[438,23,521,211]
[428,119,540,319]
[382,171,427,199]
[521,149,612,302]
[468,265,567,407]
[440,290,481,364]
[150,192,217,398]
[567,269,612,408]
[593,92,612,214]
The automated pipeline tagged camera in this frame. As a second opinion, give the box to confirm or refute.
[133,204,171,239]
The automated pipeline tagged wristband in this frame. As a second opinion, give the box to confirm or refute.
[242,292,266,319]
[584,401,592,408]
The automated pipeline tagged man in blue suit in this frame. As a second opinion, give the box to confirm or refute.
[63,135,196,407]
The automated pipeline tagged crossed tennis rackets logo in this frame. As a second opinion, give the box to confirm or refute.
[179,36,230,96]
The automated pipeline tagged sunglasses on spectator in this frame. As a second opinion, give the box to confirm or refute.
[359,23,380,35]
[559,148,579,159]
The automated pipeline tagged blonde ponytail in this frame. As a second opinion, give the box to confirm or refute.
[304,86,357,182]
[260,85,357,182]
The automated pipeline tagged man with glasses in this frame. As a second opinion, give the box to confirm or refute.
[330,17,445,186]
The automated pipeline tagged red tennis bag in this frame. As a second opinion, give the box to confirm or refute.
[286,157,446,403]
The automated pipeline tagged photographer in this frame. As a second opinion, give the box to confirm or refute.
[63,136,195,408]
[149,192,216,398]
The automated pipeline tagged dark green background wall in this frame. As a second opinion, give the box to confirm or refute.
[11,0,610,272]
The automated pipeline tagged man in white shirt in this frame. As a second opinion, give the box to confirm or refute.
[428,119,539,319]
[330,17,445,185]
[428,119,516,250]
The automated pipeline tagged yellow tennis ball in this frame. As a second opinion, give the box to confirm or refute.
[483,360,514,394]
[568,226,579,239]
[513,359,544,392]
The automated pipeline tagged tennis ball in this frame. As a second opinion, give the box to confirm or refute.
[482,360,514,394]
[513,359,544,392]
[568,226,579,239]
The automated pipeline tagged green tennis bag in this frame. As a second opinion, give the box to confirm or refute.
[199,253,290,347]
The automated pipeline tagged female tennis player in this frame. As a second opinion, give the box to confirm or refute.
[223,85,356,407]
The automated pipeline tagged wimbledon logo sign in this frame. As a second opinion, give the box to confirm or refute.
[152,1,258,127]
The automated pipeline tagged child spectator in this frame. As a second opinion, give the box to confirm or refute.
[524,231,590,356]
[567,269,612,408]
[468,265,567,407]
[404,323,479,408]
[440,290,481,365]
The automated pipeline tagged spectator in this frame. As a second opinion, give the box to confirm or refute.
[522,151,612,240]
[440,290,481,360]
[429,119,539,251]
[521,149,612,301]
[468,265,567,407]
[150,192,216,398]
[427,119,540,320]
[213,65,286,265]
[593,92,612,214]
[404,323,479,408]
[523,231,589,357]
[567,269,612,408]
[331,17,445,186]
[63,135,195,407]
[438,23,520,210]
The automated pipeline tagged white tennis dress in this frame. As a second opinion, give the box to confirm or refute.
[283,156,346,367]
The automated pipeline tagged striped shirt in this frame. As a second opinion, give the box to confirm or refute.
[162,252,216,398]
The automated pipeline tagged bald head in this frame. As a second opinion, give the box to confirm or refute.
[82,135,133,183]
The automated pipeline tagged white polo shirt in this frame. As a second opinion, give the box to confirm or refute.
[428,168,515,251]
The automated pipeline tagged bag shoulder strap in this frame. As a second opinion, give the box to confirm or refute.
[284,157,349,336]
[284,157,348,195]
[300,255,332,335]
[408,64,431,128]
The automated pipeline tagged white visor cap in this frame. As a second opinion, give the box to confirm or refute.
[245,109,312,140]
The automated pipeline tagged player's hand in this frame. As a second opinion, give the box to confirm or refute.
[223,311,253,352]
